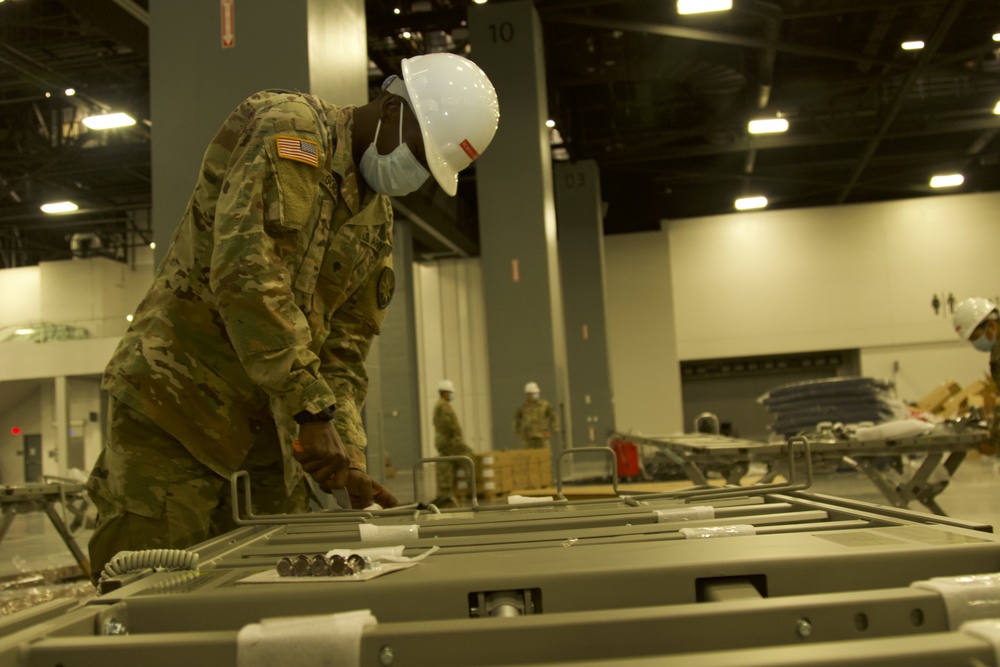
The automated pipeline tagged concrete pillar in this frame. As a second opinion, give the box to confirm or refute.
[554,161,616,445]
[54,376,68,476]
[468,2,571,457]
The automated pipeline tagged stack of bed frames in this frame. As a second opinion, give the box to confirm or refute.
[758,376,907,439]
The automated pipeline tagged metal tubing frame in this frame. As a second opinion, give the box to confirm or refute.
[411,455,479,510]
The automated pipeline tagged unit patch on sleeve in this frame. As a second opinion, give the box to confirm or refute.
[377,267,395,309]
[276,136,319,167]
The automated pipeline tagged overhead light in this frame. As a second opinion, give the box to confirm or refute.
[677,0,732,14]
[929,173,964,188]
[735,196,768,210]
[993,100,1000,115]
[82,112,136,130]
[14,329,35,336]
[901,40,925,51]
[545,119,556,128]
[393,7,400,14]
[473,0,488,4]
[748,118,789,134]
[40,201,79,214]
[65,88,76,96]
[126,314,134,322]
[993,32,1000,42]
[149,242,156,250]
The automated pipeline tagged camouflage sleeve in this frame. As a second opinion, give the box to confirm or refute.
[209,100,336,419]
[317,253,394,471]
[548,402,561,433]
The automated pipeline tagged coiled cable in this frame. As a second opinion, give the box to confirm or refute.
[100,549,200,582]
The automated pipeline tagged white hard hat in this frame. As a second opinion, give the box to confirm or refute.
[953,298,998,341]
[524,382,540,393]
[391,53,500,197]
[438,379,455,393]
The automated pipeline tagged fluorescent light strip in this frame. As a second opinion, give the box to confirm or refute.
[748,118,789,134]
[929,174,964,188]
[735,196,768,210]
[40,201,79,214]
[901,40,925,50]
[82,112,136,130]
[677,0,732,15]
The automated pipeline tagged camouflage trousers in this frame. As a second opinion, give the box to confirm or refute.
[523,437,550,450]
[86,398,309,582]
[434,441,475,496]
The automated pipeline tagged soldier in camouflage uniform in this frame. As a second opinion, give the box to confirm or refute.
[514,381,560,450]
[953,298,1000,450]
[432,380,475,504]
[86,53,500,580]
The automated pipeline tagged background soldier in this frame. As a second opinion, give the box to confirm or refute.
[432,380,475,506]
[953,297,1000,450]
[86,53,499,579]
[514,381,560,449]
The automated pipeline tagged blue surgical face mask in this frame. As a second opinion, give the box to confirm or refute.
[972,333,997,353]
[359,105,430,197]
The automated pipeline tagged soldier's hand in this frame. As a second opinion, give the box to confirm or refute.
[346,469,400,509]
[293,422,350,490]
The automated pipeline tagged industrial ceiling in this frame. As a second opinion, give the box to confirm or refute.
[2,0,1000,267]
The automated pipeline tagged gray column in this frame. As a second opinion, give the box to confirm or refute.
[54,376,68,476]
[363,219,421,488]
[554,161,616,445]
[468,2,571,454]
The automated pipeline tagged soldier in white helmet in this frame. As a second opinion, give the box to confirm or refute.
[86,52,499,581]
[514,381,560,449]
[953,297,1000,449]
[432,380,475,506]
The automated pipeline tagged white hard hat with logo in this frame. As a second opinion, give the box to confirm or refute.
[953,297,998,341]
[524,382,540,393]
[387,53,500,197]
[438,379,455,393]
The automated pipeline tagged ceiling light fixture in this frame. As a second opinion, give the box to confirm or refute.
[901,40,925,50]
[40,201,79,214]
[748,118,789,134]
[82,112,136,130]
[65,88,76,96]
[735,196,768,210]
[677,0,732,15]
[993,100,1000,115]
[545,119,555,128]
[993,32,1000,42]
[929,173,964,188]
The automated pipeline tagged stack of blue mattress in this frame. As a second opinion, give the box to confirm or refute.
[758,376,905,438]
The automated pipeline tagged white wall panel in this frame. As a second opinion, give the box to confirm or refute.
[604,231,684,436]
[413,259,493,475]
[667,192,1000,360]
[0,267,41,329]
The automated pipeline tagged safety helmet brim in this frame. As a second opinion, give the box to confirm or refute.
[398,54,499,197]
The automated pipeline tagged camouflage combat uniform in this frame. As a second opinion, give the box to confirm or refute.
[990,342,1000,448]
[87,90,394,576]
[433,397,474,496]
[514,398,560,449]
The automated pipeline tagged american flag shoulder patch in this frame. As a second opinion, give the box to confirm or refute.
[276,135,319,167]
